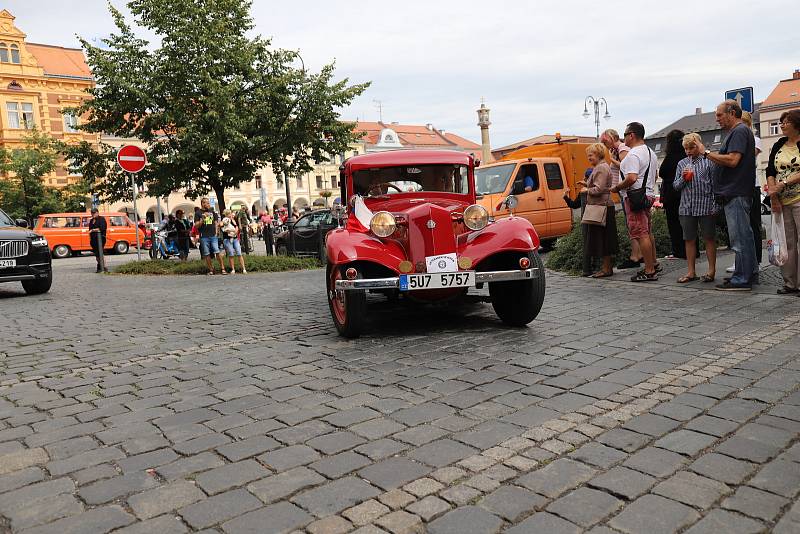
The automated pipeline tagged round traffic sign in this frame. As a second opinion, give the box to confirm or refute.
[116,145,147,173]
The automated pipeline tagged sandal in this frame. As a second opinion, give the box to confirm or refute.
[777,286,799,295]
[700,274,715,283]
[591,271,613,278]
[678,275,699,283]
[631,271,658,282]
[207,271,214,276]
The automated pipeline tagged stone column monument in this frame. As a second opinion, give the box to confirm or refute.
[477,101,491,163]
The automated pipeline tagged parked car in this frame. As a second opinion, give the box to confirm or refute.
[474,157,572,248]
[325,149,545,338]
[275,209,336,258]
[0,208,52,295]
[34,212,145,258]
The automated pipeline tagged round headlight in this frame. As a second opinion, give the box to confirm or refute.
[370,211,396,238]
[463,204,489,231]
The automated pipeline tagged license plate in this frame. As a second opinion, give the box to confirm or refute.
[0,259,16,268]
[399,271,475,291]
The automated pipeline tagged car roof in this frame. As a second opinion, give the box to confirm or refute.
[38,212,129,217]
[345,149,474,171]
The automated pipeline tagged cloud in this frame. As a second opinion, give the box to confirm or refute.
[8,0,797,146]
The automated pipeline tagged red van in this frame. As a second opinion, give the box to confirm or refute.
[34,212,145,258]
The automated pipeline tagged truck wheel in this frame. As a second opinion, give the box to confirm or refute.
[489,251,545,326]
[52,245,71,259]
[327,264,365,338]
[22,274,52,295]
[114,241,129,254]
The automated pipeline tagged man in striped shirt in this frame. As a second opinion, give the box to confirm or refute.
[673,133,717,283]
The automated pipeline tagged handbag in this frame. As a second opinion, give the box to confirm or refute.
[627,149,653,212]
[581,204,607,226]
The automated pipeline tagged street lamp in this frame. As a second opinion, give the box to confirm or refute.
[583,96,610,140]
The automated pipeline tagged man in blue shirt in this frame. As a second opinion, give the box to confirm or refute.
[706,99,757,290]
[523,175,535,192]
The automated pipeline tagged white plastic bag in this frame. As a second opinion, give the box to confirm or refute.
[768,212,789,267]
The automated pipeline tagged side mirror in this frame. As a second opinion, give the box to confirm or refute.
[15,218,28,228]
[503,195,518,216]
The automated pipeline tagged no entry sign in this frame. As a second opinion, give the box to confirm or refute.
[116,145,147,173]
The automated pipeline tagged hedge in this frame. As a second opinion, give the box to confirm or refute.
[114,255,320,275]
[546,208,732,275]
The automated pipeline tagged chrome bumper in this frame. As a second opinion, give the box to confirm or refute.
[334,267,540,290]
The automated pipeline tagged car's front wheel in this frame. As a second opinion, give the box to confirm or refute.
[489,251,545,327]
[52,245,71,259]
[276,242,288,256]
[327,264,366,338]
[22,274,52,295]
[114,241,129,254]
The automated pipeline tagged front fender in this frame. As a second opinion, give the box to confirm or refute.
[326,228,405,273]
[458,217,540,266]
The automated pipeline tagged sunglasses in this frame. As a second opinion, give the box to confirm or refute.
[623,131,633,136]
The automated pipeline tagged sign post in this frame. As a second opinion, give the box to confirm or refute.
[724,87,754,114]
[117,145,148,260]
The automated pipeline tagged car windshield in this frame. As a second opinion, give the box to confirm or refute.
[0,209,15,227]
[475,163,516,195]
[352,164,469,197]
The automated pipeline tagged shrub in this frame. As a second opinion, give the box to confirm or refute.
[114,255,319,275]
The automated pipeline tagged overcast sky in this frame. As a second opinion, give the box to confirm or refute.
[7,0,796,147]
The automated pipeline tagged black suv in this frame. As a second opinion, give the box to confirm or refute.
[0,208,52,295]
[275,209,336,258]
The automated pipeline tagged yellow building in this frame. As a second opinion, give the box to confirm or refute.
[0,9,97,186]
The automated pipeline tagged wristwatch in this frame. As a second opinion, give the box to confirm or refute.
[704,150,711,158]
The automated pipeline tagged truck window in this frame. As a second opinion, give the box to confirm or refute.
[515,164,539,194]
[475,163,515,195]
[109,216,128,227]
[544,163,564,190]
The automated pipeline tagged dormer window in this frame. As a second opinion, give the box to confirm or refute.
[10,44,20,63]
[0,43,20,64]
[0,43,8,63]
[7,80,22,91]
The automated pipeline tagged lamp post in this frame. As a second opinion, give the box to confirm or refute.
[583,96,610,140]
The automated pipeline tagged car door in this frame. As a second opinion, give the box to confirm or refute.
[291,212,317,254]
[494,163,548,235]
[542,161,572,238]
[80,216,91,250]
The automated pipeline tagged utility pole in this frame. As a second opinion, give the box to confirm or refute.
[373,100,383,122]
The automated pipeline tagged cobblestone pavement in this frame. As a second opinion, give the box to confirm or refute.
[1,256,799,534]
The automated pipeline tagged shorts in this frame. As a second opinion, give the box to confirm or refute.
[624,197,654,239]
[199,236,220,257]
[223,238,242,257]
[679,215,716,241]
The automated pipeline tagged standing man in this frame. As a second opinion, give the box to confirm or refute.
[236,205,252,254]
[602,129,640,268]
[611,122,659,281]
[706,100,757,291]
[195,197,226,275]
[88,208,108,273]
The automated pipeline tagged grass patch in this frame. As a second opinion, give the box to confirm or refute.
[114,255,320,275]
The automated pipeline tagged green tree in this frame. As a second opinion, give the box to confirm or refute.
[72,0,369,211]
[0,129,63,223]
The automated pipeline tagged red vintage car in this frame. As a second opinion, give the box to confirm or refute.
[325,149,546,337]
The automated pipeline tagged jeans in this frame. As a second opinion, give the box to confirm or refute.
[199,236,220,257]
[724,196,758,285]
[223,238,242,257]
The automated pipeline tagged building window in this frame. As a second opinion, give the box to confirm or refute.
[315,175,323,188]
[654,143,662,152]
[330,175,338,188]
[255,177,262,189]
[296,176,303,188]
[0,43,7,63]
[352,150,359,157]
[7,102,34,129]
[770,121,780,136]
[10,44,20,64]
[63,112,79,133]
[713,133,722,143]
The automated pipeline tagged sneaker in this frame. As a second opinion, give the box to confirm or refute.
[664,254,677,259]
[242,269,248,274]
[715,281,751,291]
[725,265,735,273]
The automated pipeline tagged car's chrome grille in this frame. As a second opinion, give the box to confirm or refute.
[0,240,28,259]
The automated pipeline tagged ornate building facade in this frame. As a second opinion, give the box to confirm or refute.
[0,10,97,186]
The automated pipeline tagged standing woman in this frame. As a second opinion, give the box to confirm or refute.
[767,110,800,295]
[659,129,686,259]
[584,143,618,277]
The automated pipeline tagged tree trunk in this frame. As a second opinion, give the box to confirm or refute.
[211,180,226,212]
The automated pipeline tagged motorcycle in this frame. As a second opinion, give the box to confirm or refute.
[149,229,181,260]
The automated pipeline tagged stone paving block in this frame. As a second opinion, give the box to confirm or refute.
[721,485,789,522]
[430,466,467,485]
[453,421,521,450]
[343,498,390,526]
[683,509,764,534]
[407,439,477,468]
[378,489,415,510]
[707,398,766,422]
[652,470,730,509]
[43,436,97,460]
[258,444,321,471]
[516,458,597,499]
[72,463,119,486]
[650,401,704,421]
[324,406,381,428]
[247,466,325,504]
[216,435,281,462]
[621,414,681,437]
[18,504,134,534]
[392,425,448,446]
[291,476,380,517]
[179,488,262,529]
[6,493,83,531]
[547,487,623,528]
[0,447,49,475]
[391,403,454,426]
[654,429,717,457]
[195,459,270,495]
[113,514,189,534]
[306,431,366,455]
[689,452,757,485]
[116,447,179,473]
[351,418,407,440]
[715,435,780,464]
[127,479,206,519]
[623,446,687,478]
[505,512,582,534]
[156,451,225,480]
[407,495,451,522]
[738,421,795,449]
[569,442,627,469]
[479,485,545,522]
[428,505,502,534]
[309,450,372,478]
[500,405,560,427]
[78,471,159,505]
[403,477,444,498]
[748,459,800,498]
[439,484,481,506]
[355,438,409,460]
[596,428,651,453]
[774,500,800,534]
[221,501,313,534]
[539,393,596,413]
[684,414,740,437]
[0,467,44,494]
[587,466,656,500]
[359,457,430,490]
[307,515,353,534]
[609,494,700,534]
[173,432,232,455]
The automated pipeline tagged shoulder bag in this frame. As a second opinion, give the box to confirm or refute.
[581,204,607,226]
[627,149,653,212]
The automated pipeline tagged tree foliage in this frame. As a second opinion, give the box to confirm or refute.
[73,0,369,210]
